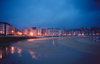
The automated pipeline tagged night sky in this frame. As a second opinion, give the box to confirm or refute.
[0,0,100,30]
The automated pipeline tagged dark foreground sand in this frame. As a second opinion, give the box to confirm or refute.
[1,36,100,64]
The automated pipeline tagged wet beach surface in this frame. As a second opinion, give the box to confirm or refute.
[0,36,100,64]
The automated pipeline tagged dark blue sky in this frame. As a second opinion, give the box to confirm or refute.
[0,0,100,30]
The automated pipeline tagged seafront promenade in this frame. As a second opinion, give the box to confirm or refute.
[0,36,38,43]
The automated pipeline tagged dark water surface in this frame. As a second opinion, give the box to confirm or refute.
[0,37,100,64]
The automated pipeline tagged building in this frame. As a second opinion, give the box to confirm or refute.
[22,27,42,36]
[43,28,65,36]
[65,27,100,36]
[0,22,21,36]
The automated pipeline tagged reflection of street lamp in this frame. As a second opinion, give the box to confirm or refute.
[11,46,15,54]
[17,48,22,54]
[0,50,2,59]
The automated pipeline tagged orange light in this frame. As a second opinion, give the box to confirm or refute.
[38,33,40,35]
[29,50,37,59]
[30,32,33,36]
[67,34,71,36]
[6,47,8,55]
[17,32,22,35]
[11,30,14,33]
[11,46,15,54]
[17,48,22,54]
[96,33,100,35]
[0,50,2,59]
[27,39,34,42]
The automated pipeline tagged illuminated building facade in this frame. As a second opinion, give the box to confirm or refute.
[44,28,65,36]
[22,27,42,36]
[0,22,21,36]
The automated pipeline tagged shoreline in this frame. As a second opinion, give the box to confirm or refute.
[0,36,38,43]
[56,36,100,55]
[0,35,100,43]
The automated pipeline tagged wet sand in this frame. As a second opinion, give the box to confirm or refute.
[57,36,100,55]
[0,36,100,64]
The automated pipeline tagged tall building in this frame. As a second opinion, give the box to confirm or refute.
[0,22,21,36]
[0,23,5,34]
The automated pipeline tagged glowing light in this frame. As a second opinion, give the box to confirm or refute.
[53,40,55,47]
[17,48,22,56]
[11,46,15,54]
[30,32,34,36]
[27,39,34,42]
[67,33,71,36]
[0,50,2,59]
[17,32,22,35]
[63,34,66,36]
[27,38,48,42]
[0,31,3,34]
[78,34,82,36]
[11,30,14,33]
[6,47,8,52]
[17,48,22,54]
[81,33,84,36]
[38,33,41,36]
[29,50,37,59]
[96,33,100,35]
[6,47,8,55]
[45,28,48,31]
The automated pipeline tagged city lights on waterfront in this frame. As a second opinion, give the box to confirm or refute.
[0,0,100,64]
[0,22,100,37]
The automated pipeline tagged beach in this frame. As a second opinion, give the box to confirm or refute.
[0,36,100,64]
[56,36,100,55]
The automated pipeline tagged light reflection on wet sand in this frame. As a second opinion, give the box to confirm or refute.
[0,45,39,61]
[52,39,56,47]
[10,46,15,54]
[29,50,37,59]
[0,36,100,64]
[27,38,50,42]
[0,50,2,59]
[17,48,22,56]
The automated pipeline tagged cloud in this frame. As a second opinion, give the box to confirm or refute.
[0,0,100,29]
